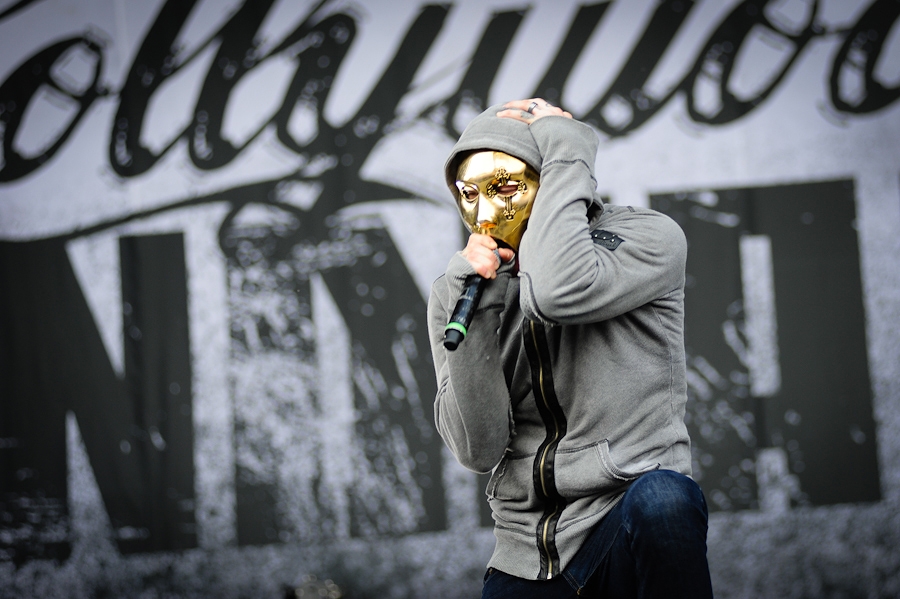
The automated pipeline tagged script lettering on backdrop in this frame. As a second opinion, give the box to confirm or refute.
[3,0,900,184]
[0,0,895,560]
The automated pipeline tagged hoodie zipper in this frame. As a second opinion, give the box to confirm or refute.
[524,320,567,579]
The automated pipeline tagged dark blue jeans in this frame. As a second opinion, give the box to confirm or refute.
[482,470,713,599]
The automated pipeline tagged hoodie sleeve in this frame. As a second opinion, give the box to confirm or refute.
[517,116,687,325]
[427,253,515,473]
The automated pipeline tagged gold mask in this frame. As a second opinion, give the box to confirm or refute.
[455,151,540,251]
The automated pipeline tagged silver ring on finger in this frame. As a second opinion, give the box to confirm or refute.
[526,101,538,114]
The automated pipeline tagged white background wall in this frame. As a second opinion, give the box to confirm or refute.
[1,0,898,597]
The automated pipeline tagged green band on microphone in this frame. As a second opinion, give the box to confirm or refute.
[444,322,468,337]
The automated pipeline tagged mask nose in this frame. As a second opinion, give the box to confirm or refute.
[475,196,498,230]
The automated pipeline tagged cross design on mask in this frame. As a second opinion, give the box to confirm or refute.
[486,168,527,220]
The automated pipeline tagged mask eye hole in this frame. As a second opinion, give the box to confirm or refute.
[457,183,479,202]
[496,183,520,196]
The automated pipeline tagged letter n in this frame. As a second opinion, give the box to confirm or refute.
[0,233,196,562]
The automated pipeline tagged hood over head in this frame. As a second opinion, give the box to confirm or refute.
[443,103,604,215]
[443,103,543,197]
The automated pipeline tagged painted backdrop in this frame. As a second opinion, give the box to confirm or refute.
[1,0,899,597]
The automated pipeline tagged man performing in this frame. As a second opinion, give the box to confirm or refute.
[427,99,714,598]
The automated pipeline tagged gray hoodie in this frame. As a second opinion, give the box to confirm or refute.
[427,104,692,580]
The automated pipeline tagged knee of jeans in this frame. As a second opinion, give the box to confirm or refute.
[621,470,708,528]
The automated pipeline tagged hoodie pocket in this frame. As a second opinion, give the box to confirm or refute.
[486,453,535,503]
[554,439,658,499]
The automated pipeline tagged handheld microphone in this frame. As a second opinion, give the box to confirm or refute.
[443,249,501,351]
[443,275,487,350]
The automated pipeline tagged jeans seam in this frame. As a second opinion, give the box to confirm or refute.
[563,523,625,594]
